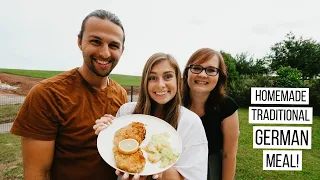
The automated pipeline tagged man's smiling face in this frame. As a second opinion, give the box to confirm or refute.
[78,17,124,77]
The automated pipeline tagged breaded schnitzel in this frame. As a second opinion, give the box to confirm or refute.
[113,122,146,145]
[113,122,147,173]
[113,146,146,173]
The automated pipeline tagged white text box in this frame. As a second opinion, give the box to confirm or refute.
[249,107,313,124]
[251,88,309,105]
[263,150,302,171]
[253,126,312,149]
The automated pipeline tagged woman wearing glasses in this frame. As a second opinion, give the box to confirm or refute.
[182,48,239,180]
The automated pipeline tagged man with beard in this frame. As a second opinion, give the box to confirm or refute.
[10,10,128,180]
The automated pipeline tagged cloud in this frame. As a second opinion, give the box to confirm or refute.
[1,0,319,75]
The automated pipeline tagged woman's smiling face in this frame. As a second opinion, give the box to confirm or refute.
[147,60,177,105]
[187,55,220,94]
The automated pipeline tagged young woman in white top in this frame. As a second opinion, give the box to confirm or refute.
[94,52,208,180]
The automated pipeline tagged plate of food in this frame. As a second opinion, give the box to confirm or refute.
[97,114,182,176]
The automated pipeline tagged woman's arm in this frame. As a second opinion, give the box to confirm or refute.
[160,167,184,180]
[221,110,239,180]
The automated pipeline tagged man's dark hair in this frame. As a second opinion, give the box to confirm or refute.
[78,9,125,45]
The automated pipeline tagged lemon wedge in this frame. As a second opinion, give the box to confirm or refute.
[118,139,139,154]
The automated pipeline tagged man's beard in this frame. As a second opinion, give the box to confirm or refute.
[91,65,112,77]
[86,54,116,77]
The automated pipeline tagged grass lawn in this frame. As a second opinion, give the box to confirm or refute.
[236,108,320,179]
[0,133,22,180]
[0,104,21,124]
[0,108,319,179]
[0,68,141,86]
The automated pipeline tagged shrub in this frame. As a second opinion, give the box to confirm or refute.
[275,66,304,88]
[308,79,320,115]
[227,75,274,107]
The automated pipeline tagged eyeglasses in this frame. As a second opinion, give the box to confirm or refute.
[188,64,220,76]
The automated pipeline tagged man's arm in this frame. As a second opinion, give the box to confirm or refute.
[22,137,55,180]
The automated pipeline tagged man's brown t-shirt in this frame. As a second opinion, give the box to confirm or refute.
[10,68,128,180]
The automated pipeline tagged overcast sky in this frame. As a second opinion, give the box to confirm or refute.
[1,0,319,76]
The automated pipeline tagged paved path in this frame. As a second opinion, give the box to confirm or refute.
[0,122,13,133]
[0,94,25,105]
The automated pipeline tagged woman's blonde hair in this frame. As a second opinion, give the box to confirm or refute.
[133,52,182,129]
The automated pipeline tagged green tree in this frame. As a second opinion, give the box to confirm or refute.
[308,79,320,115]
[275,66,304,88]
[234,53,269,75]
[251,58,270,75]
[220,51,239,83]
[234,53,252,75]
[268,32,320,79]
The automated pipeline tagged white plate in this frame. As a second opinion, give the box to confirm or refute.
[97,114,182,176]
